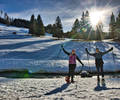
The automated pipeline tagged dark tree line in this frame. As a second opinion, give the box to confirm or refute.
[45,16,64,38]
[11,19,30,28]
[0,10,30,28]
[0,11,11,26]
[0,10,64,38]
[0,17,10,25]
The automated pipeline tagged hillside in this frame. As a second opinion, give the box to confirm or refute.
[0,24,120,73]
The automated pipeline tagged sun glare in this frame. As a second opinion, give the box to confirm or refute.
[89,10,104,28]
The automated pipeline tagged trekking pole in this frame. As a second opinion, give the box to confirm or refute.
[88,42,91,72]
[79,65,84,74]
[112,50,117,72]
[76,65,83,89]
[112,51,116,64]
[103,41,117,72]
[56,44,64,58]
[87,51,91,73]
[76,65,84,90]
[57,48,62,58]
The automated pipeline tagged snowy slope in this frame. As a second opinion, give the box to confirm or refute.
[0,24,120,73]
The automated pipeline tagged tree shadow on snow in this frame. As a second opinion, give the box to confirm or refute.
[0,39,56,50]
[44,83,70,95]
[94,83,120,91]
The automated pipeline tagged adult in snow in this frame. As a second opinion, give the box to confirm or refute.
[85,47,113,83]
[61,45,84,83]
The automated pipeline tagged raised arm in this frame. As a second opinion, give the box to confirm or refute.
[85,48,95,56]
[102,47,113,55]
[61,45,70,56]
[76,56,84,66]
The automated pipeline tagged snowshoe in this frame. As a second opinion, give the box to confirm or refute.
[65,76,70,84]
[101,78,106,86]
[101,79,107,89]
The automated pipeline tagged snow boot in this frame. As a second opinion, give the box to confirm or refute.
[65,76,70,84]
[71,77,75,83]
[71,80,75,83]
[101,78,106,87]
[97,77,100,83]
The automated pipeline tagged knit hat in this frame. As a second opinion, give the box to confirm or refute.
[72,49,75,52]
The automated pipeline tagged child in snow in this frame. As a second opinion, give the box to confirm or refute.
[61,45,84,83]
[85,47,113,83]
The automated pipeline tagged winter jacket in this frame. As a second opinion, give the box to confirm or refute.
[62,47,83,65]
[86,48,113,65]
[69,54,76,64]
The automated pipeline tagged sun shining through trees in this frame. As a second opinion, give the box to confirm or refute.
[89,10,105,29]
[71,8,107,40]
[70,3,120,40]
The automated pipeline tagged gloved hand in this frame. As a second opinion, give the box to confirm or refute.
[61,44,64,48]
[85,48,88,52]
[111,47,113,50]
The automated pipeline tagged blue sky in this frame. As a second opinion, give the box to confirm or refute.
[0,0,120,32]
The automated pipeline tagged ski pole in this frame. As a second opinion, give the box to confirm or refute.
[87,52,91,72]
[56,44,64,58]
[57,48,62,58]
[79,65,84,74]
[112,50,116,69]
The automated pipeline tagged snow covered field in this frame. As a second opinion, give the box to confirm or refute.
[0,76,120,100]
[0,24,120,73]
[0,24,120,100]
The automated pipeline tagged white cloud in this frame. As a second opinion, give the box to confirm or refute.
[81,0,96,6]
[8,1,120,32]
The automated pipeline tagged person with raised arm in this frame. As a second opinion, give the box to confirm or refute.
[61,45,84,83]
[85,47,113,84]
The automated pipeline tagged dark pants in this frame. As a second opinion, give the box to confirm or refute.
[68,64,76,82]
[96,63,104,82]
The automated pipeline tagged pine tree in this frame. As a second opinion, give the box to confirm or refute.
[70,11,93,40]
[96,21,104,40]
[33,19,38,35]
[51,24,57,35]
[81,12,85,26]
[81,11,92,39]
[0,10,3,18]
[72,19,80,32]
[29,14,36,35]
[85,10,89,17]
[3,13,10,25]
[116,12,120,40]
[45,24,53,33]
[109,12,116,39]
[4,13,7,20]
[80,11,89,34]
[53,16,63,38]
[36,14,45,36]
[116,12,120,26]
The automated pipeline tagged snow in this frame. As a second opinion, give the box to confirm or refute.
[0,23,120,100]
[0,76,120,100]
[0,24,120,73]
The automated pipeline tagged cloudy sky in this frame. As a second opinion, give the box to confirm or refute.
[0,0,120,32]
